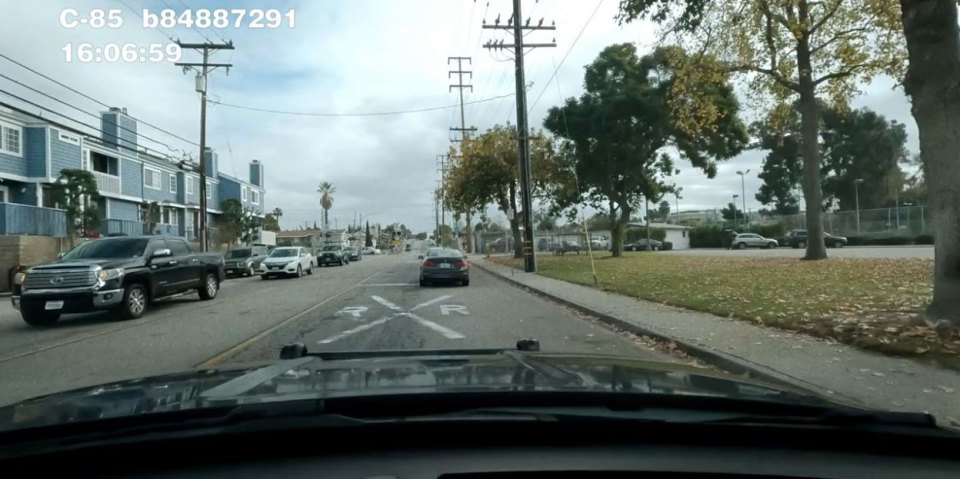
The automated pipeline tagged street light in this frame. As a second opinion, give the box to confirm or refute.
[732,194,740,228]
[736,169,750,226]
[854,178,864,233]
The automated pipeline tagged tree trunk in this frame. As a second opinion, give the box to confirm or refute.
[608,198,622,257]
[795,5,828,260]
[614,202,631,257]
[901,0,960,324]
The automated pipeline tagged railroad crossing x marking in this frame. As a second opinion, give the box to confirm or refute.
[321,295,464,344]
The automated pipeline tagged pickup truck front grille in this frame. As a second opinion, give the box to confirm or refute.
[24,270,97,290]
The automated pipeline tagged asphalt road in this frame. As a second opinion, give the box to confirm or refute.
[0,247,669,406]
[661,245,934,259]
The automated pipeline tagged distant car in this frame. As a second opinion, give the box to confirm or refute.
[259,246,314,279]
[730,233,778,249]
[786,230,848,248]
[318,245,348,266]
[223,248,266,277]
[418,248,469,286]
[361,246,381,255]
[588,236,610,249]
[404,243,412,251]
[551,240,581,255]
[624,239,663,251]
[348,246,362,261]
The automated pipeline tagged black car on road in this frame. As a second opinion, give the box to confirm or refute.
[786,229,848,248]
[11,236,224,326]
[223,247,268,277]
[418,248,469,286]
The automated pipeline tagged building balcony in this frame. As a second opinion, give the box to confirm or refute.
[0,203,67,237]
[91,170,121,195]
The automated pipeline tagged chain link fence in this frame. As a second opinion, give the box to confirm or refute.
[775,205,930,236]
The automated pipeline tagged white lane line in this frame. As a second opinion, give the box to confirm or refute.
[371,295,403,311]
[318,315,396,344]
[402,312,466,339]
[365,283,417,287]
[409,294,453,311]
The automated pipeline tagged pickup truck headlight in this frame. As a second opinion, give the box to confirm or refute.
[97,268,125,282]
[13,272,26,285]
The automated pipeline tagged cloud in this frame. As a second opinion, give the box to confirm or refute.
[0,0,919,232]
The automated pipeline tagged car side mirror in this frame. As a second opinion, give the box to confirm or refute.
[151,248,172,259]
[417,255,424,260]
[57,252,65,259]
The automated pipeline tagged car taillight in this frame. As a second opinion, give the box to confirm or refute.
[422,259,436,267]
[455,259,468,269]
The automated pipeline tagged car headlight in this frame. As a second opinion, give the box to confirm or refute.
[13,272,26,285]
[97,268,125,282]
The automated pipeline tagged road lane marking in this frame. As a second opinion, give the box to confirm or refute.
[440,305,469,316]
[365,283,417,287]
[195,268,386,369]
[318,315,395,344]
[336,306,368,318]
[409,294,453,311]
[402,312,466,339]
[371,295,403,311]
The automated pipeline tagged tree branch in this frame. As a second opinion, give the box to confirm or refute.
[809,0,844,35]
[726,64,801,92]
[759,0,783,86]
[758,0,793,29]
[809,27,869,55]
[813,62,874,86]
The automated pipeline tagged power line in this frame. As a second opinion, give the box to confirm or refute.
[207,93,515,117]
[0,94,178,163]
[0,72,182,153]
[529,0,604,111]
[0,51,199,147]
[114,0,179,42]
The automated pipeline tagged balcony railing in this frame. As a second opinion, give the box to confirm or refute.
[0,203,67,237]
[102,219,181,237]
[91,170,121,194]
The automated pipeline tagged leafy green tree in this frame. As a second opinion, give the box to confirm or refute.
[656,200,671,220]
[533,211,557,232]
[544,44,747,256]
[53,169,100,247]
[753,116,803,215]
[218,200,260,246]
[720,202,744,222]
[898,0,960,323]
[262,214,280,232]
[617,0,905,260]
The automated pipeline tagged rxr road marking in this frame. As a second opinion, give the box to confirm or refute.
[439,305,469,316]
[318,295,464,344]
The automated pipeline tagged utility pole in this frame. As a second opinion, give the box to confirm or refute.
[448,56,477,253]
[436,155,449,245]
[484,3,555,272]
[435,185,441,243]
[175,41,234,252]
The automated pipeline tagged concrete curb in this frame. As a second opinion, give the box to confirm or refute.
[472,260,861,402]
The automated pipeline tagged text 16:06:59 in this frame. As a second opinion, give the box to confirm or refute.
[61,43,183,63]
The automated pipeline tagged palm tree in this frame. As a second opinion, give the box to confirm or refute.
[317,181,335,229]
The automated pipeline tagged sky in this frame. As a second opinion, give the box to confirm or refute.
[0,0,918,232]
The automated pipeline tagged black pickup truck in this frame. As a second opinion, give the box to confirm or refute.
[11,236,225,327]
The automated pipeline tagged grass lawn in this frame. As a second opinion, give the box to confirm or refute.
[489,253,960,368]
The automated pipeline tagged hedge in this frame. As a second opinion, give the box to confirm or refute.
[662,241,673,251]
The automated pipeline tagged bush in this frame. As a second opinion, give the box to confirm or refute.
[915,234,934,245]
[661,241,673,251]
[625,227,666,242]
[689,226,727,248]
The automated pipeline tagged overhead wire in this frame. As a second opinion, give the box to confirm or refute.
[114,0,180,43]
[158,0,213,42]
[529,0,604,111]
[0,52,199,147]
[206,93,515,117]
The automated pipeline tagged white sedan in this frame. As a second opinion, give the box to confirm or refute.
[260,246,314,279]
[361,247,381,255]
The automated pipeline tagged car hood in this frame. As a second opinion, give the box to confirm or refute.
[32,258,142,270]
[0,352,838,432]
[262,257,297,263]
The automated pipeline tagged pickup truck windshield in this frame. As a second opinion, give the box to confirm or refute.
[322,246,342,251]
[61,239,149,260]
[269,249,298,258]
[225,249,252,259]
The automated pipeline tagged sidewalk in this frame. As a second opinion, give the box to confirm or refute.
[475,258,960,426]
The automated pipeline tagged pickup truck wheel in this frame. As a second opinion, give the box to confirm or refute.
[199,273,219,299]
[21,303,61,327]
[120,284,147,320]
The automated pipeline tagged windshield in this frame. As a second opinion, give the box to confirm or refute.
[2,0,955,435]
[60,239,148,260]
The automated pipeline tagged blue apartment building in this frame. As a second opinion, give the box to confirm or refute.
[0,105,265,241]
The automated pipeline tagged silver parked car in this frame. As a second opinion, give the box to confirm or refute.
[731,233,778,249]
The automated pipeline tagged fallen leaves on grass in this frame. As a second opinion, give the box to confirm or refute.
[489,254,959,369]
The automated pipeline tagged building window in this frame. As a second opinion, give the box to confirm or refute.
[251,190,259,204]
[163,207,179,225]
[90,151,119,175]
[144,167,162,190]
[206,181,212,199]
[186,176,194,195]
[169,173,177,193]
[241,185,248,202]
[0,122,22,156]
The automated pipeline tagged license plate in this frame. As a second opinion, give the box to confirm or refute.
[45,301,64,310]
[439,263,452,269]
[271,266,281,270]
[226,269,234,274]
